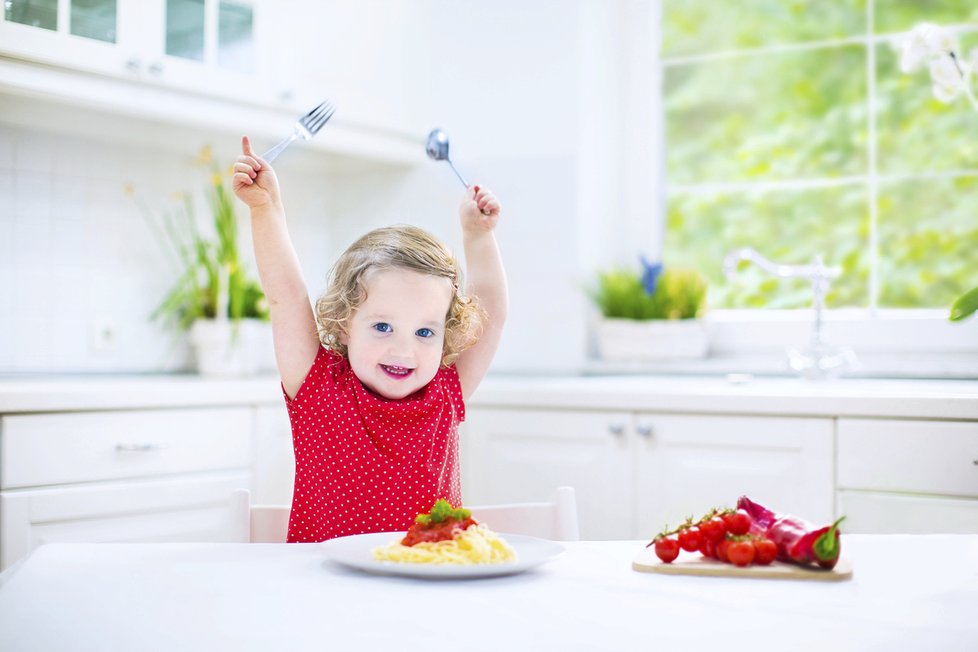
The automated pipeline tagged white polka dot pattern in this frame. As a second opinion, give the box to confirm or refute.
[282,346,466,542]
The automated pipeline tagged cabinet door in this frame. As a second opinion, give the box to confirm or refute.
[837,490,978,534]
[463,407,633,540]
[0,470,250,570]
[0,0,126,72]
[635,414,835,540]
[0,0,270,101]
[252,405,294,506]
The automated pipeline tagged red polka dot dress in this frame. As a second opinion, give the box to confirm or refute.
[283,346,466,542]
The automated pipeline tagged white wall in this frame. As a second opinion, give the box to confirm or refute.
[0,0,663,375]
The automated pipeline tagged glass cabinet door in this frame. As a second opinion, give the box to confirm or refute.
[4,0,117,42]
[2,0,266,102]
[5,0,59,31]
[70,0,116,42]
[164,0,254,72]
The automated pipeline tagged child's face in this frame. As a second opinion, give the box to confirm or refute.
[341,268,454,400]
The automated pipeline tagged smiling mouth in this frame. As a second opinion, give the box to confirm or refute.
[380,364,414,379]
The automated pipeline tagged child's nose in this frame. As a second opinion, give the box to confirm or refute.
[386,333,416,359]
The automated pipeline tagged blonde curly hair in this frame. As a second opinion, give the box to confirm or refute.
[315,225,485,366]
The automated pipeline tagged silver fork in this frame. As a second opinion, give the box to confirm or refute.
[261,100,336,162]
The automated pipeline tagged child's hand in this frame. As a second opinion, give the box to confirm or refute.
[459,185,501,233]
[232,136,281,209]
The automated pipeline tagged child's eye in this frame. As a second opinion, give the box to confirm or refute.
[415,328,435,338]
[372,323,393,333]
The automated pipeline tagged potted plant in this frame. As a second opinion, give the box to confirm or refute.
[145,163,270,376]
[589,259,709,361]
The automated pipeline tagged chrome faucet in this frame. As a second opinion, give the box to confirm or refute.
[723,248,856,379]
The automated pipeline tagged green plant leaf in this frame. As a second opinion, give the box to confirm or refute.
[590,266,707,320]
[138,163,268,330]
[949,285,978,321]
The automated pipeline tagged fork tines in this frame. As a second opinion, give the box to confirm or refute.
[302,100,336,136]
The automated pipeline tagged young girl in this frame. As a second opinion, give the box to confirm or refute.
[232,136,506,542]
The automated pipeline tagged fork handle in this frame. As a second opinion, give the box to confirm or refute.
[260,132,298,163]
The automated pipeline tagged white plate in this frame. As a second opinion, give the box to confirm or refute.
[322,531,566,579]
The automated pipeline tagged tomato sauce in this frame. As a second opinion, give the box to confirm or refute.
[401,517,477,547]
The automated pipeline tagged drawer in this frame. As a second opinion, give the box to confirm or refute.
[1,408,254,489]
[0,470,251,569]
[837,490,978,534]
[837,418,978,498]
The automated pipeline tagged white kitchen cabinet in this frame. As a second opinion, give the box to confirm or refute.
[462,407,835,540]
[0,406,256,569]
[634,413,834,539]
[463,407,633,540]
[0,1,424,164]
[837,418,978,533]
[0,0,273,103]
[252,404,295,506]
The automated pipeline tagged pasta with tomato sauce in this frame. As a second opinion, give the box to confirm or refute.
[371,500,518,565]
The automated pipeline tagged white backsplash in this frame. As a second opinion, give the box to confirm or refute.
[0,124,336,374]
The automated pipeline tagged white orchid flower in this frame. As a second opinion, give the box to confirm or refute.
[929,55,964,103]
[896,22,957,73]
[896,22,978,110]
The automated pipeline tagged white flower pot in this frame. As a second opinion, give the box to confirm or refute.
[596,317,710,362]
[189,318,274,377]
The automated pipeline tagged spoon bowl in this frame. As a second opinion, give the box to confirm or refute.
[425,128,469,188]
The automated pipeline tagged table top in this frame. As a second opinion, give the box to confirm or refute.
[1,535,976,652]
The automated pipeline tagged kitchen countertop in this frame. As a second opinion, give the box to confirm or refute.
[0,536,975,651]
[472,374,978,420]
[0,374,285,413]
[0,373,977,419]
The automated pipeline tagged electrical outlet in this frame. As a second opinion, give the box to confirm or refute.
[90,320,117,354]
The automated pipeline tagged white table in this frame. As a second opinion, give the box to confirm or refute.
[1,536,976,651]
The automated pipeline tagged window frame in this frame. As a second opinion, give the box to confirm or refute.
[653,3,978,376]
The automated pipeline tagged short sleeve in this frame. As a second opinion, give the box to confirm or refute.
[437,363,466,423]
[283,346,342,415]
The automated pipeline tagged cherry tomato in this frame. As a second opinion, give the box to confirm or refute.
[753,538,777,565]
[699,516,727,543]
[716,537,730,563]
[727,539,756,567]
[698,538,716,559]
[722,509,751,536]
[678,527,703,553]
[654,536,680,563]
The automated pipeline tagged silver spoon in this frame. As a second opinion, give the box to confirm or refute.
[426,128,470,188]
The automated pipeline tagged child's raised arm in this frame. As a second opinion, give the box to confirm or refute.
[232,136,320,398]
[455,185,507,400]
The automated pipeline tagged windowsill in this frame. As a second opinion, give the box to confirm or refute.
[586,309,978,380]
[584,351,978,380]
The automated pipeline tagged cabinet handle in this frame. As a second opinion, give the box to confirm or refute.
[148,61,164,75]
[973,459,978,466]
[115,443,167,453]
[608,424,625,437]
[125,58,141,73]
[637,424,653,438]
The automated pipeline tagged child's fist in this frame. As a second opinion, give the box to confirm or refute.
[460,184,501,232]
[232,136,280,208]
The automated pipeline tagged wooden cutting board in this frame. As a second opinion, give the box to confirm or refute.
[632,548,854,581]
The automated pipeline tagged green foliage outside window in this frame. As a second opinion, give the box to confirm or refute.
[662,0,978,310]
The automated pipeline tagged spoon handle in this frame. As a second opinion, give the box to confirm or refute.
[447,160,469,188]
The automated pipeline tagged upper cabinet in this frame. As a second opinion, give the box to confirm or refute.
[1,0,270,101]
[0,0,425,165]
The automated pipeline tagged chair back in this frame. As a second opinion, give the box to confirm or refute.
[229,486,580,543]
[469,486,580,541]
[230,489,290,543]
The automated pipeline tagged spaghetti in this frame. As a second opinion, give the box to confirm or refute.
[372,522,518,565]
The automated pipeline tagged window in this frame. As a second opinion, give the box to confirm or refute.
[660,0,978,312]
